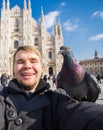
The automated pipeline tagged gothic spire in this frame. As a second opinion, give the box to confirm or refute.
[28,0,31,10]
[58,18,61,26]
[2,0,6,9]
[58,18,62,35]
[94,50,98,59]
[24,0,27,10]
[7,0,10,10]
[41,6,45,22]
[54,20,57,35]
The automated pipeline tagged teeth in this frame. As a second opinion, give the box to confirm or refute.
[21,72,35,76]
[22,74,31,76]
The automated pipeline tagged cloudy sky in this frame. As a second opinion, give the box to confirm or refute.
[0,0,103,60]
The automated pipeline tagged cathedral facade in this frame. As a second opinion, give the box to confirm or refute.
[0,0,64,76]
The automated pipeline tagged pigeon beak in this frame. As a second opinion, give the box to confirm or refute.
[58,50,63,55]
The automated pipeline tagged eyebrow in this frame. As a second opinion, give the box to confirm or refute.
[15,57,39,62]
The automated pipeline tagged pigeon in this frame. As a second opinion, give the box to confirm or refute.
[56,46,101,102]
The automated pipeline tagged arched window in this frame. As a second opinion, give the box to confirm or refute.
[34,37,39,46]
[14,19,19,32]
[49,67,53,75]
[48,51,52,59]
[14,40,19,48]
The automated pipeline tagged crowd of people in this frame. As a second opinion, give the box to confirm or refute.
[0,45,103,130]
[43,74,57,90]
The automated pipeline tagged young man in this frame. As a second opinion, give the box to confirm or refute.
[0,45,103,130]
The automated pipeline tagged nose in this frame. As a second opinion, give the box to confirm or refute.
[23,61,32,69]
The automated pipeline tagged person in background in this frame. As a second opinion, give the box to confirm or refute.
[43,74,48,82]
[96,74,101,83]
[47,75,57,91]
[52,75,56,86]
[0,73,9,87]
[0,45,103,130]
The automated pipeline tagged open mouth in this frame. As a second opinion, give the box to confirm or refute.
[21,73,35,78]
[21,73,34,76]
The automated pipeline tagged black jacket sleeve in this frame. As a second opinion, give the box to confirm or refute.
[53,89,103,130]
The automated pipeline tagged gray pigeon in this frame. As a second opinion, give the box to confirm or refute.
[56,46,101,102]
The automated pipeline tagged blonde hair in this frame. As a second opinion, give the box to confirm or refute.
[13,45,42,64]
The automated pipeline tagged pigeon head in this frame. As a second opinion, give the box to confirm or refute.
[59,46,74,57]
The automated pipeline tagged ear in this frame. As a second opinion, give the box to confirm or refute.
[42,65,44,71]
[13,66,15,77]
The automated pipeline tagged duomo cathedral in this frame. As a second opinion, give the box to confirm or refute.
[0,0,64,76]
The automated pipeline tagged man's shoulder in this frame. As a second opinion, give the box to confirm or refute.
[45,88,76,104]
[45,88,68,97]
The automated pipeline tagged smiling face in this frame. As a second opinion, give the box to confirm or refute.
[13,46,43,91]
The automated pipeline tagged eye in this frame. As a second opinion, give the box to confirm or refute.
[16,60,25,64]
[30,58,39,63]
[31,59,38,63]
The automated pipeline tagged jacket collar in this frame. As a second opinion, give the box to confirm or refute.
[6,78,50,95]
